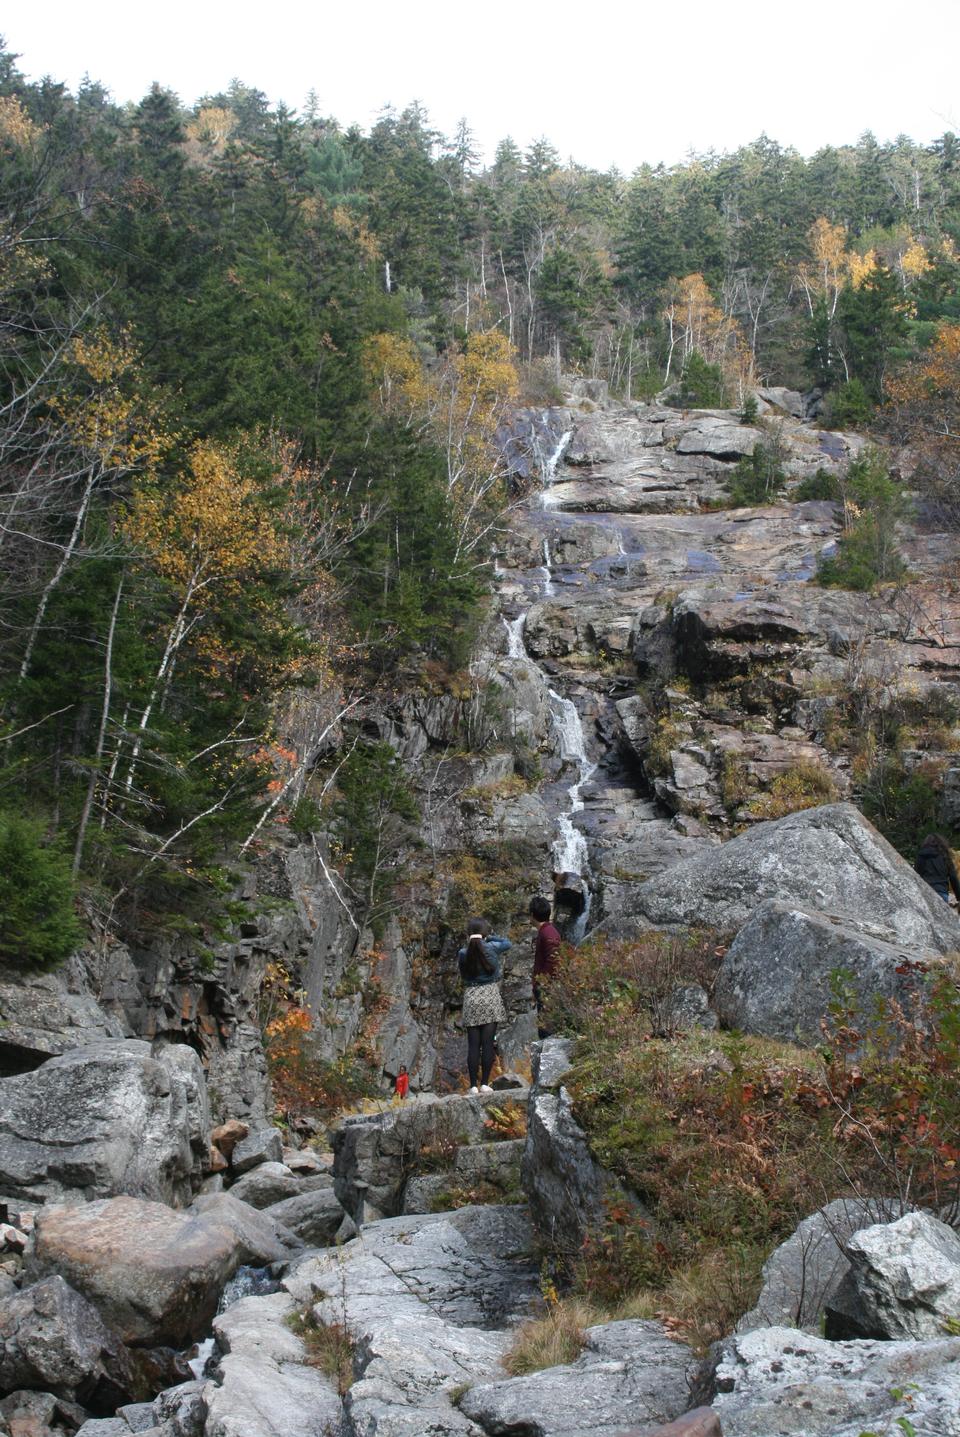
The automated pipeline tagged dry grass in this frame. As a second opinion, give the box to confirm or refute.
[502,1292,660,1376]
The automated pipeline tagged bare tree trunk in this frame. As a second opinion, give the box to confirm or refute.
[74,574,123,875]
[19,464,96,681]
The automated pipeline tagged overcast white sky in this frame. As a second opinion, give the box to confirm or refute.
[5,0,958,173]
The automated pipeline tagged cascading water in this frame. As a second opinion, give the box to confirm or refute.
[187,1265,282,1380]
[539,429,573,510]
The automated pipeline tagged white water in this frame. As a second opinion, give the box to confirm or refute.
[541,540,555,596]
[504,613,526,659]
[539,429,573,509]
[188,1337,215,1380]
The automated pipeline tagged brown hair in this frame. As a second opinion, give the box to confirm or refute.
[463,917,495,979]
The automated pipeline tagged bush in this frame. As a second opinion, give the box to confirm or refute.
[817,448,907,591]
[747,762,838,821]
[726,438,786,508]
[793,468,841,502]
[671,351,726,408]
[0,813,82,970]
[859,754,947,860]
[825,378,873,429]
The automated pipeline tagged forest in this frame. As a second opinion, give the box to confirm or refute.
[1,37,959,957]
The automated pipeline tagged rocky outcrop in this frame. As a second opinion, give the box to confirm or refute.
[0,1041,210,1207]
[636,803,960,952]
[459,1320,697,1437]
[28,1194,294,1348]
[284,1203,540,1437]
[714,901,933,1043]
[521,1039,621,1260]
[332,1088,527,1223]
[204,1291,341,1437]
[710,1326,960,1436]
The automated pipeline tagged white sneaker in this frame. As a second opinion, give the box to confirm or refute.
[468,1085,479,1095]
[480,1084,493,1093]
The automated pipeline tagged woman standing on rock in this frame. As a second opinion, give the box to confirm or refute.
[458,919,511,1094]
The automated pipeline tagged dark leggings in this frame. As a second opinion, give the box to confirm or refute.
[467,1022,497,1087]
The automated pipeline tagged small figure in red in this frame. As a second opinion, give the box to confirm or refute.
[394,1065,409,1099]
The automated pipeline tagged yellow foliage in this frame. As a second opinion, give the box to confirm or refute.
[900,240,932,282]
[125,439,285,592]
[186,107,237,148]
[0,96,41,149]
[51,330,170,474]
[846,248,878,289]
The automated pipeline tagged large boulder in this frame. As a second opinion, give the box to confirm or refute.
[838,1211,960,1342]
[711,1325,960,1436]
[332,1089,511,1223]
[738,1197,901,1333]
[0,1274,135,1411]
[0,1041,210,1206]
[459,1320,696,1437]
[714,901,932,1044]
[636,803,960,954]
[284,1203,540,1436]
[28,1194,291,1348]
[261,1189,345,1247]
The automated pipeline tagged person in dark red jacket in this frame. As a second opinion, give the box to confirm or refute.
[394,1066,410,1099]
[529,895,561,1039]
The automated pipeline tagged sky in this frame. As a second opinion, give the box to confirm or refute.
[4,0,959,173]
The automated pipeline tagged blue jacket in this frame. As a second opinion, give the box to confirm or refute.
[458,936,511,987]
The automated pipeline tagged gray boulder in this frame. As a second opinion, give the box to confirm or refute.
[227,1162,304,1210]
[0,1273,134,1410]
[2,1389,90,1436]
[460,1320,696,1437]
[230,1128,283,1175]
[0,1041,210,1206]
[715,901,931,1044]
[738,1197,901,1333]
[262,1188,345,1247]
[332,1090,505,1223]
[711,1325,960,1436]
[636,803,960,954]
[28,1193,290,1348]
[840,1211,960,1341]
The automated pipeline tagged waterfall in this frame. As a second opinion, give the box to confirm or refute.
[504,614,526,659]
[541,539,555,596]
[539,429,572,509]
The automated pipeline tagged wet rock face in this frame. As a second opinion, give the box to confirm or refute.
[0,1041,210,1206]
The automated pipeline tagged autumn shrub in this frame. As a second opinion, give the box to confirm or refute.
[859,753,947,859]
[264,1005,377,1125]
[286,1307,355,1395]
[484,1101,527,1141]
[820,965,960,1223]
[542,928,722,1039]
[0,813,82,970]
[747,761,838,821]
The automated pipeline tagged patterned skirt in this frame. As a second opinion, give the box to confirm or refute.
[462,982,507,1027]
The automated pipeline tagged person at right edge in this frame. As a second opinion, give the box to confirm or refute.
[915,833,960,904]
[530,895,561,1039]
